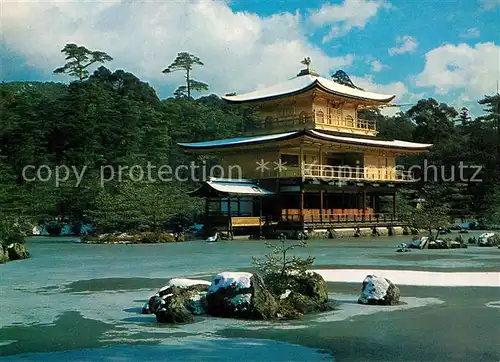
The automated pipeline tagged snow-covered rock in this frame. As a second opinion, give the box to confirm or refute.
[6,242,29,261]
[409,236,429,249]
[358,274,400,306]
[168,278,211,288]
[207,272,252,294]
[478,232,499,246]
[32,225,49,236]
[143,278,211,322]
[206,272,277,319]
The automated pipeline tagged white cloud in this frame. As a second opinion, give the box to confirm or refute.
[415,42,500,104]
[308,0,390,42]
[478,0,500,10]
[1,0,354,97]
[367,59,390,72]
[459,28,481,39]
[388,35,418,56]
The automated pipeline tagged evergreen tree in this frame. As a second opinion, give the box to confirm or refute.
[477,94,500,178]
[162,52,208,98]
[408,98,457,145]
[54,43,113,81]
[458,107,472,125]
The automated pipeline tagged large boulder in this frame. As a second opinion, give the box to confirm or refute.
[409,236,429,249]
[265,271,333,318]
[6,243,29,260]
[205,272,278,319]
[478,233,499,247]
[285,271,328,304]
[145,278,210,323]
[151,293,194,324]
[358,275,400,306]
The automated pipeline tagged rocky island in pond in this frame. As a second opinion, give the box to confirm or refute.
[141,235,337,323]
[1,222,30,263]
[142,270,334,323]
[141,271,404,324]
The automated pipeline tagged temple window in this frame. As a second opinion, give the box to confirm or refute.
[264,116,274,128]
[298,111,307,124]
[280,154,299,167]
[345,115,354,128]
[316,110,324,123]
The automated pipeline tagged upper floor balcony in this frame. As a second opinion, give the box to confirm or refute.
[245,111,377,136]
[247,163,416,183]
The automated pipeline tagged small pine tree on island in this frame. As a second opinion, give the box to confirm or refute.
[252,233,315,294]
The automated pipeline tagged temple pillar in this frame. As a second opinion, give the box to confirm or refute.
[300,185,304,226]
[259,196,263,238]
[299,143,304,177]
[393,192,397,217]
[362,190,366,218]
[205,197,210,236]
[320,189,324,222]
[228,196,233,240]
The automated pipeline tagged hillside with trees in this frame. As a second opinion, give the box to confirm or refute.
[0,43,499,236]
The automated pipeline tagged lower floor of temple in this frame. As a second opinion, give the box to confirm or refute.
[190,178,407,236]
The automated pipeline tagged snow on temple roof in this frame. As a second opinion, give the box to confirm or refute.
[188,179,274,196]
[178,132,299,149]
[308,130,433,149]
[222,74,395,103]
[207,180,274,195]
[178,130,432,150]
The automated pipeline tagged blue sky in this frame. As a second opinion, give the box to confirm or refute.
[1,0,499,115]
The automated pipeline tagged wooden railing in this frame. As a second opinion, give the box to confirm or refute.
[231,216,263,227]
[281,213,403,224]
[245,113,315,132]
[303,164,415,182]
[315,114,376,132]
[245,112,376,133]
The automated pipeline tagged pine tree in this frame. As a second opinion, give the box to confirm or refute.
[458,107,471,125]
[54,43,113,81]
[477,94,500,178]
[162,52,208,98]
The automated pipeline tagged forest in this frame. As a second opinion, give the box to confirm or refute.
[0,44,499,236]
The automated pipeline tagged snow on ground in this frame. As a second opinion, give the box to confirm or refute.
[312,269,500,287]
[208,272,253,294]
[167,278,211,287]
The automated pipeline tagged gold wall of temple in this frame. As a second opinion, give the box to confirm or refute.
[217,145,400,182]
[250,92,377,136]
[363,154,397,180]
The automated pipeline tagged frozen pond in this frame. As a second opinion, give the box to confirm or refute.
[1,233,499,361]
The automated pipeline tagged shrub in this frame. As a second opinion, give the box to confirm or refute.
[0,218,27,246]
[138,232,161,243]
[252,234,315,294]
[158,233,176,242]
[46,220,62,236]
